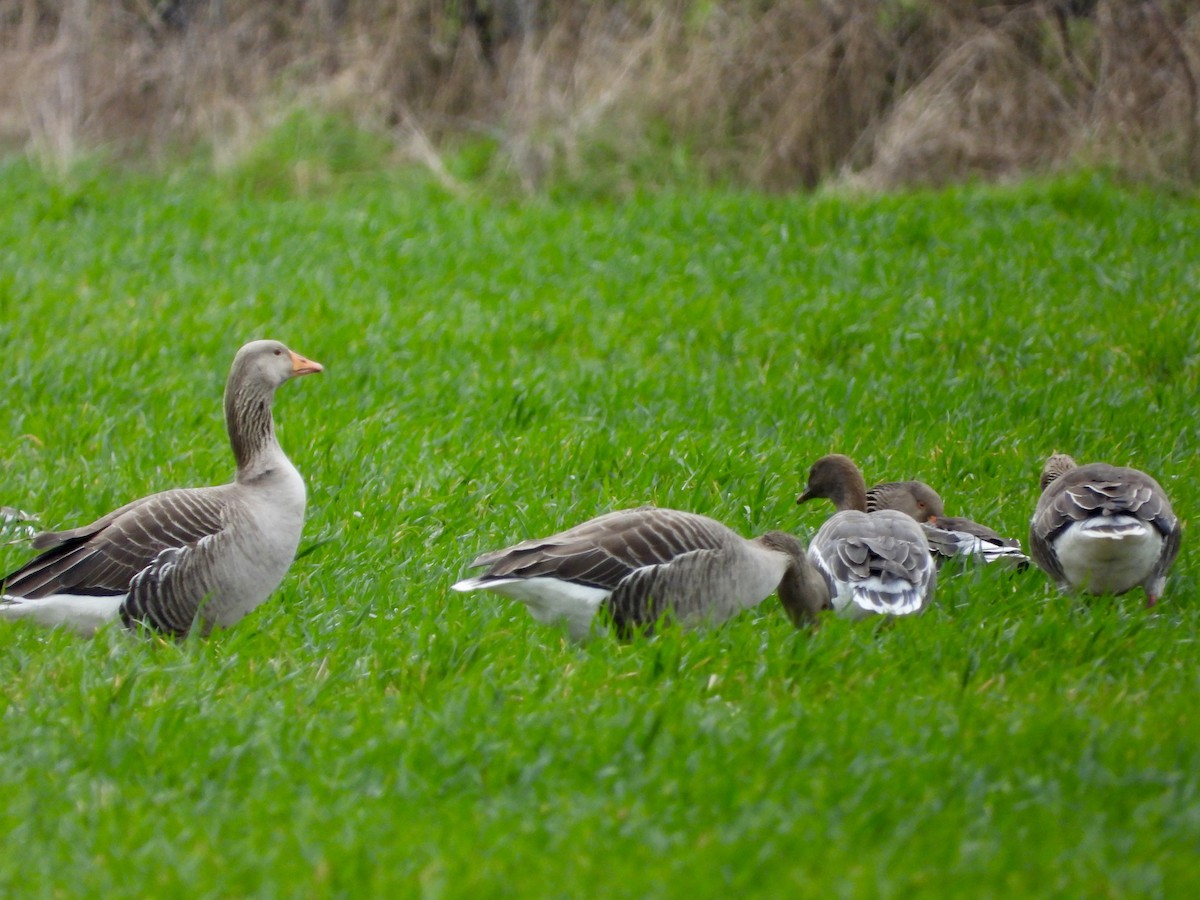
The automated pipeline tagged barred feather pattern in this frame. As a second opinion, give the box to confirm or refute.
[1030,458,1181,599]
[0,340,315,636]
[455,507,827,638]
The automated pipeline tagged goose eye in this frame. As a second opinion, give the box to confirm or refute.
[273,349,283,356]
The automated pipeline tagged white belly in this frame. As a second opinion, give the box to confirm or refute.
[454,576,609,641]
[1056,517,1163,595]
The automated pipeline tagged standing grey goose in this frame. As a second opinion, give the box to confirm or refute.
[1030,454,1181,607]
[868,480,1030,567]
[797,455,936,619]
[0,340,322,636]
[452,506,831,639]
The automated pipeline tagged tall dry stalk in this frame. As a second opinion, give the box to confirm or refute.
[0,0,1196,190]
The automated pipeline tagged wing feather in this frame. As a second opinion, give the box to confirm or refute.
[1,487,232,598]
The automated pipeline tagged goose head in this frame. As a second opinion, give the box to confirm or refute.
[796,454,869,513]
[1039,453,1077,491]
[225,340,323,477]
[756,530,832,627]
[878,481,944,523]
[231,339,324,391]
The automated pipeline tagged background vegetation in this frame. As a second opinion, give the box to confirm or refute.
[0,0,1197,192]
[0,154,1197,894]
[1,2,1196,894]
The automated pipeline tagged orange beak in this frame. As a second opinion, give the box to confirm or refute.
[289,350,324,376]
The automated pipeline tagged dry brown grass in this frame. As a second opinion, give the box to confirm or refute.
[0,0,1196,190]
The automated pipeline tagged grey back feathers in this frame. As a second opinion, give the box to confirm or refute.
[920,516,1030,567]
[0,340,322,636]
[453,506,829,639]
[797,455,936,619]
[865,480,1029,567]
[1030,454,1181,605]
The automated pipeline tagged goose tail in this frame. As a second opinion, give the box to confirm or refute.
[0,593,125,636]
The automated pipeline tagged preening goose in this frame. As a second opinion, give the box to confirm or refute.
[1030,454,1181,606]
[866,480,943,522]
[0,340,322,636]
[867,480,1030,567]
[797,455,936,619]
[452,506,830,639]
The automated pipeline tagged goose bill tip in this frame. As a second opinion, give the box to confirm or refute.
[289,351,324,376]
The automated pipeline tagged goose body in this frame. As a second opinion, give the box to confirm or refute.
[920,516,1030,567]
[798,455,936,619]
[1030,454,1180,606]
[453,506,829,639]
[1,340,322,636]
[867,478,1029,567]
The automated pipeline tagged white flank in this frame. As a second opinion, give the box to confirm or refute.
[1056,517,1163,595]
[452,576,608,640]
[0,593,126,637]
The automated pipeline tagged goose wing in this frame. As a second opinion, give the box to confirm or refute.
[924,516,1029,566]
[810,511,935,615]
[1,487,231,599]
[1030,463,1178,582]
[463,507,735,591]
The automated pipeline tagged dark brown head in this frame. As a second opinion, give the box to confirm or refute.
[796,454,868,513]
[1039,454,1077,492]
[867,481,945,523]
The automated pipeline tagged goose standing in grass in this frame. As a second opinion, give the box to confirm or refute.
[452,506,831,639]
[0,340,322,636]
[868,480,1030,567]
[797,455,936,619]
[1030,454,1181,607]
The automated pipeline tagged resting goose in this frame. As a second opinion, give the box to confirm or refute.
[797,455,936,619]
[452,506,831,639]
[0,340,322,636]
[1030,454,1181,607]
[868,481,1030,567]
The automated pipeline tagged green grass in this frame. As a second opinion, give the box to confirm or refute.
[0,160,1198,897]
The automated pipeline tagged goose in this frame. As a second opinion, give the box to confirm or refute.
[1030,454,1181,607]
[452,506,831,639]
[867,480,1030,567]
[0,340,322,636]
[796,454,936,619]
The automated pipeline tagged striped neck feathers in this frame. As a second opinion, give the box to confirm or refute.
[225,375,281,477]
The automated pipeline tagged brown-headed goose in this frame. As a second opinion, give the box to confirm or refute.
[1030,454,1181,607]
[452,506,830,639]
[868,480,1030,567]
[797,455,936,619]
[0,340,322,636]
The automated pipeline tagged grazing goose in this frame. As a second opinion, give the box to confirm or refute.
[0,340,322,636]
[868,481,1030,567]
[1030,454,1181,607]
[452,506,831,639]
[797,455,936,619]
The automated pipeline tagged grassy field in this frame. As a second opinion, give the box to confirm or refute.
[0,159,1197,897]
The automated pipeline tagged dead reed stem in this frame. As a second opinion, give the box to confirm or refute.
[0,0,1195,190]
